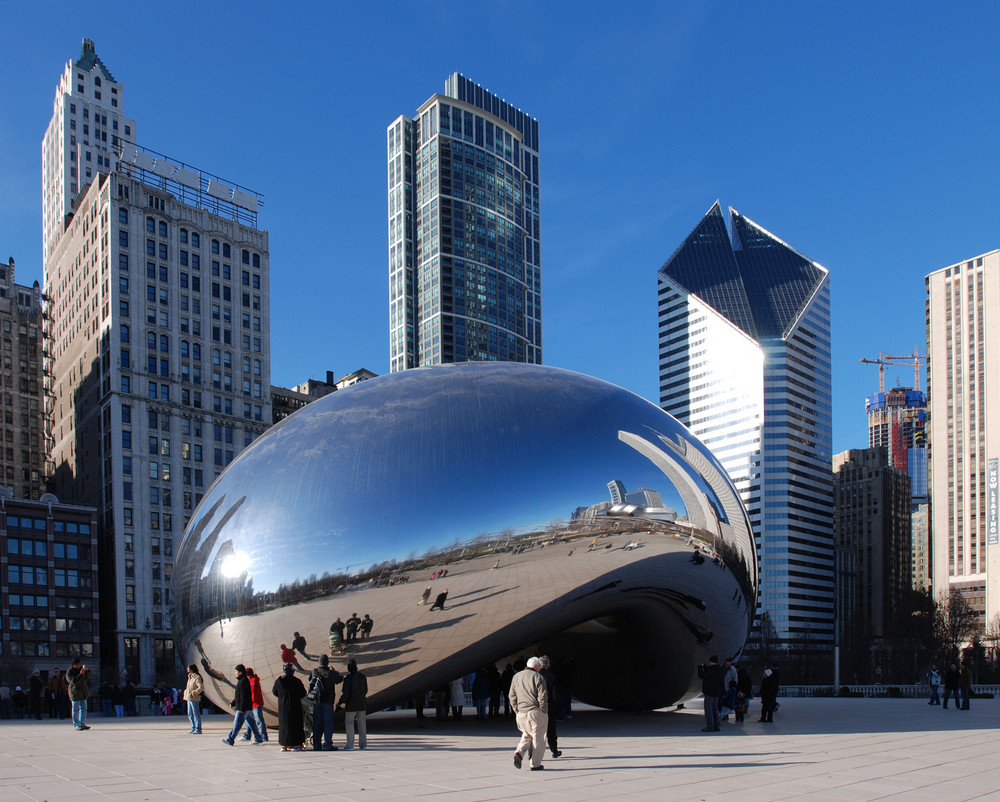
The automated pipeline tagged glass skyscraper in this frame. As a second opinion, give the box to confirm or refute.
[658,202,834,650]
[387,74,541,371]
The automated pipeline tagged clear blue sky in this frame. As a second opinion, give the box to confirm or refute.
[2,1,998,454]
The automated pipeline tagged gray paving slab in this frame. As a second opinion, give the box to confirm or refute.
[0,698,998,800]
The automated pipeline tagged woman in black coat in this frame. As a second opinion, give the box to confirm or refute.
[272,663,307,750]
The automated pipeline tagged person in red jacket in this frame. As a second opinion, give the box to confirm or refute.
[280,644,301,671]
[240,668,269,741]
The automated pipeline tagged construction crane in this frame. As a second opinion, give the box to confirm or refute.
[859,347,927,392]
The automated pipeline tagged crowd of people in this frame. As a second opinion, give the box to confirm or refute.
[698,656,779,731]
[2,639,984,768]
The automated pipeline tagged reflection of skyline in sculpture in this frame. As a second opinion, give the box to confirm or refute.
[173,364,757,714]
[608,479,665,509]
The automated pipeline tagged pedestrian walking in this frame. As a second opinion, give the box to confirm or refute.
[509,656,548,771]
[221,664,264,746]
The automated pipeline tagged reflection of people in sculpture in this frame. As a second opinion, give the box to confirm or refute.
[329,618,346,655]
[430,589,449,611]
[291,631,308,659]
[272,663,307,751]
[280,644,302,671]
[346,613,361,643]
[418,587,432,606]
[691,550,705,565]
[359,614,374,639]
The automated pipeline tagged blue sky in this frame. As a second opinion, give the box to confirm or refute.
[2,1,998,454]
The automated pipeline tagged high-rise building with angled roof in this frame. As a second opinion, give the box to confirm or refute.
[658,202,833,654]
[387,74,541,371]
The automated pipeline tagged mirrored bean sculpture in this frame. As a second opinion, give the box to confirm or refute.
[173,363,757,717]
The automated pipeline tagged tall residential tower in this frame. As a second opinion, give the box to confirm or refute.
[387,74,541,371]
[926,250,1000,631]
[42,40,271,684]
[658,202,834,656]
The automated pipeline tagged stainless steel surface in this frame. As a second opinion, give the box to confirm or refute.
[173,363,757,714]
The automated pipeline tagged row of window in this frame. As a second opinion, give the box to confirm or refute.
[7,641,95,657]
[8,617,93,633]
[7,594,93,610]
[7,567,93,587]
[5,540,91,560]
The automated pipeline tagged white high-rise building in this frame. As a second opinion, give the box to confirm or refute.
[42,39,136,265]
[658,202,834,654]
[43,40,271,684]
[926,250,1000,631]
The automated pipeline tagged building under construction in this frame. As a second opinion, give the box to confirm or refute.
[861,351,930,591]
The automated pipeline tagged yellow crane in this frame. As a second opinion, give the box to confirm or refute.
[859,346,927,392]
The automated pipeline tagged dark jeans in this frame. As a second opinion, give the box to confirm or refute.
[960,687,970,710]
[703,695,720,729]
[312,703,335,749]
[943,687,958,708]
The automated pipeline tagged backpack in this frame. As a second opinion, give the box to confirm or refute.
[306,673,323,703]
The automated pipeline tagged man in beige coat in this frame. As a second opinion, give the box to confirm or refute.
[508,657,548,771]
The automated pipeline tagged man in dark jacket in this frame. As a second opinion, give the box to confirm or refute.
[338,659,368,750]
[311,654,342,751]
[66,658,91,730]
[222,664,263,745]
[28,671,43,720]
[539,656,562,756]
[697,655,724,732]
[942,663,960,709]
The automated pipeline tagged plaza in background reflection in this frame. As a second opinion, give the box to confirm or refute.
[173,364,757,717]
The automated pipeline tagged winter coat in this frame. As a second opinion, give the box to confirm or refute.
[272,674,307,746]
[338,670,368,712]
[184,672,204,702]
[233,673,253,712]
[66,666,90,701]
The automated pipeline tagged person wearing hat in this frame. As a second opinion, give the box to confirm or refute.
[311,654,342,751]
[221,664,263,746]
[337,658,368,751]
[509,657,549,771]
[759,667,779,722]
[12,685,27,719]
[66,657,91,730]
[272,662,307,751]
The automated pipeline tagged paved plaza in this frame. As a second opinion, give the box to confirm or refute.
[0,697,997,801]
